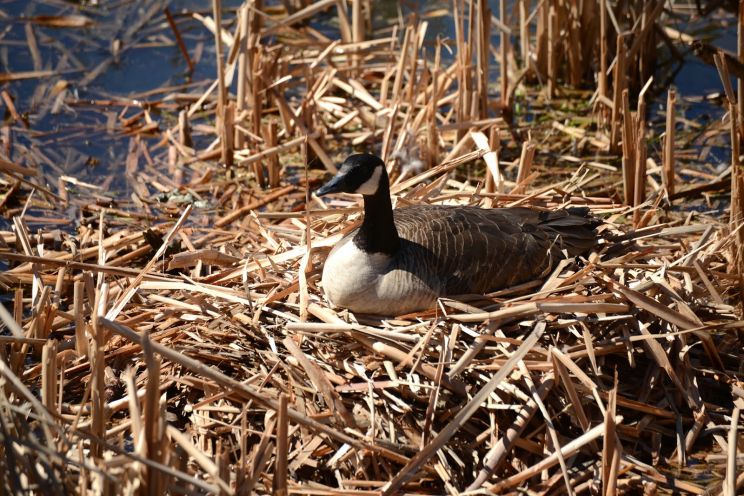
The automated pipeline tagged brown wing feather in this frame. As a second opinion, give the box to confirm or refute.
[392,205,598,295]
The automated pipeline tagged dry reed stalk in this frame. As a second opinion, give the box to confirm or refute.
[471,131,502,193]
[513,139,535,194]
[610,34,626,153]
[601,382,620,496]
[735,174,744,278]
[212,0,228,166]
[236,3,250,150]
[546,2,555,98]
[273,394,289,495]
[249,8,264,183]
[517,362,573,495]
[426,40,442,169]
[725,392,743,496]
[633,149,646,227]
[598,0,608,100]
[519,0,530,72]
[740,0,744,123]
[223,101,235,168]
[714,51,744,274]
[620,89,636,205]
[566,0,581,86]
[483,125,500,193]
[404,23,423,112]
[164,7,193,73]
[552,350,597,447]
[663,88,676,197]
[263,0,338,35]
[266,121,281,187]
[9,287,24,372]
[40,339,57,413]
[535,0,547,78]
[496,0,505,112]
[453,0,469,141]
[143,331,163,494]
[334,0,352,43]
[390,25,411,107]
[351,0,363,71]
[90,282,107,459]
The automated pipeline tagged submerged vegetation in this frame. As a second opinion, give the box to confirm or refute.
[0,0,743,494]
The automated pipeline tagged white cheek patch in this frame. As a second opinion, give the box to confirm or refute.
[355,166,382,195]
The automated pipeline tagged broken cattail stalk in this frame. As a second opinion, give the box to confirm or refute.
[90,282,108,459]
[535,0,547,77]
[143,331,164,494]
[663,88,676,197]
[224,101,235,168]
[335,0,352,42]
[41,339,57,413]
[712,50,744,272]
[299,138,310,322]
[621,89,636,205]
[351,0,363,71]
[730,100,743,274]
[519,0,530,72]
[633,76,652,225]
[390,25,411,107]
[178,110,191,148]
[601,385,621,495]
[484,125,500,193]
[633,137,646,227]
[164,7,193,73]
[31,285,51,355]
[493,0,502,114]
[566,1,582,86]
[453,0,469,140]
[598,0,608,100]
[610,34,626,153]
[212,0,228,166]
[426,40,442,168]
[724,404,741,496]
[739,0,744,123]
[266,121,280,187]
[513,140,536,194]
[236,4,250,150]
[546,2,556,98]
[273,393,289,496]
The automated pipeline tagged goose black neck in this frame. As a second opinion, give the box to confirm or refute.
[354,174,400,255]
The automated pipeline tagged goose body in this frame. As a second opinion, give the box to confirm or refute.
[317,154,600,315]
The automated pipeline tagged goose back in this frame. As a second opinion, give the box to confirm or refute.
[392,205,597,297]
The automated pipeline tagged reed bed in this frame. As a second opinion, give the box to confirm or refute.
[0,0,743,494]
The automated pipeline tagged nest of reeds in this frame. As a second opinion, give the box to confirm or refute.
[0,0,743,494]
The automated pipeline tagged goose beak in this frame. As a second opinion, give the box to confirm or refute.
[316,173,346,196]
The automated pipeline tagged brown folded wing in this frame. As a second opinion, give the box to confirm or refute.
[392,206,598,295]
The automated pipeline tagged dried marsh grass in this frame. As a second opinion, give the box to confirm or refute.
[0,0,743,494]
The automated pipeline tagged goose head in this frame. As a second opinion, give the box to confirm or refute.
[316,153,387,197]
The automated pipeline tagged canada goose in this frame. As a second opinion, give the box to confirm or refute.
[316,153,600,316]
